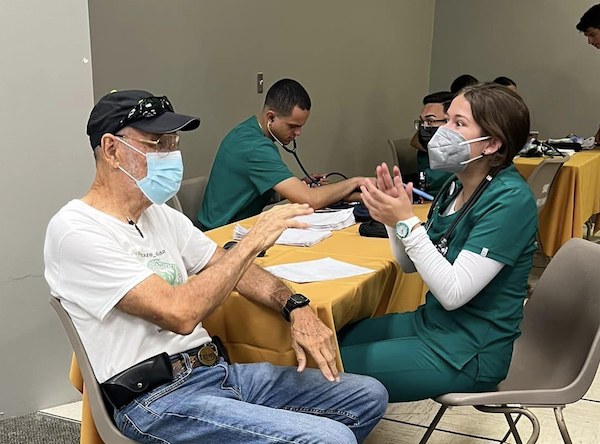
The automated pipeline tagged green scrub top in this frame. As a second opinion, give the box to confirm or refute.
[414,165,538,382]
[417,151,453,198]
[199,116,294,230]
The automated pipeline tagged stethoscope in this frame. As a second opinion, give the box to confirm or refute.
[266,119,348,187]
[425,166,500,256]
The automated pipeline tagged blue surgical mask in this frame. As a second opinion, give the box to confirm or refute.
[427,127,491,173]
[117,138,183,205]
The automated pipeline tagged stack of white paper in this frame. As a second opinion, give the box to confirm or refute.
[233,225,332,247]
[294,208,355,231]
[265,257,375,283]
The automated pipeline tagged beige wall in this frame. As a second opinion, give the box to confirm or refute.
[0,1,95,418]
[89,0,436,180]
[430,0,600,139]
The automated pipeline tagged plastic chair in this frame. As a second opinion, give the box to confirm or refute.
[526,155,570,216]
[525,155,569,260]
[387,138,418,184]
[170,176,208,229]
[50,296,139,444]
[419,238,600,444]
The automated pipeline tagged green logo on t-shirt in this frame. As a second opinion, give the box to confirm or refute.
[147,259,183,286]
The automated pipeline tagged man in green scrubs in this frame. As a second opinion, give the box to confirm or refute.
[410,91,455,197]
[199,79,365,230]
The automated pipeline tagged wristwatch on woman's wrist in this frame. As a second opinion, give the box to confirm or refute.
[395,216,421,239]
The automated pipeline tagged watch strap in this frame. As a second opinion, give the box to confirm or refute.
[281,293,310,322]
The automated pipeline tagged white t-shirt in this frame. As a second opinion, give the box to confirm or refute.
[44,200,217,383]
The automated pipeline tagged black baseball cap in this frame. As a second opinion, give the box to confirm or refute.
[86,90,201,149]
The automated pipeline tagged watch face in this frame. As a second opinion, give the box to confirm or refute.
[396,223,409,238]
[290,294,308,305]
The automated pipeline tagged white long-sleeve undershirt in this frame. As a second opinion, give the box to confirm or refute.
[385,201,504,311]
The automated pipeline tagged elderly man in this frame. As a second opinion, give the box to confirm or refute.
[199,79,366,230]
[44,90,387,444]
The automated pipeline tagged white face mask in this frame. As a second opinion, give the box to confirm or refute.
[427,126,491,173]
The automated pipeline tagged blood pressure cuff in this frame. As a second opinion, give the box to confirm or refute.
[547,142,581,152]
[353,202,371,222]
[359,220,388,238]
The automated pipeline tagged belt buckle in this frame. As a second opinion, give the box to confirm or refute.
[197,343,218,366]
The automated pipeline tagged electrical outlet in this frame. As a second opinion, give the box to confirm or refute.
[257,72,264,94]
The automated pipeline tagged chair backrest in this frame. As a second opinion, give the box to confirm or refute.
[49,297,138,444]
[167,195,183,213]
[388,138,418,184]
[525,155,569,215]
[499,238,600,404]
[176,176,208,228]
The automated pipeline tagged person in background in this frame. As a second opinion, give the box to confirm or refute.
[493,76,517,93]
[410,91,455,197]
[577,4,600,144]
[199,79,367,230]
[450,74,479,94]
[338,83,537,403]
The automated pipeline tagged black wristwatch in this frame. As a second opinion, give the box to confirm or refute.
[281,293,310,322]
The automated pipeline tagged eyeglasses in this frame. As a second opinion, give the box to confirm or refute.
[118,96,174,131]
[116,134,179,157]
[414,118,448,131]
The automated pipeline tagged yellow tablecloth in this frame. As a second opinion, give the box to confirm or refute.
[69,204,431,443]
[202,204,431,370]
[514,150,600,256]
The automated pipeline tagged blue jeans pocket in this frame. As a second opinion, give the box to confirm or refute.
[216,362,241,398]
[142,361,194,407]
[120,413,170,444]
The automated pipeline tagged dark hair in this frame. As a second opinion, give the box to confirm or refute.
[423,91,455,112]
[450,74,478,94]
[264,79,311,117]
[577,4,600,31]
[461,83,530,169]
[493,76,517,87]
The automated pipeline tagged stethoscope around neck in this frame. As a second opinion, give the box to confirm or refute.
[426,165,501,256]
[266,119,348,187]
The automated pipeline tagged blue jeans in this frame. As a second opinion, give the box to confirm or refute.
[114,354,388,444]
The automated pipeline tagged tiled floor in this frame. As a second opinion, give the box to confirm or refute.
[38,369,600,443]
[39,249,600,443]
[364,369,600,443]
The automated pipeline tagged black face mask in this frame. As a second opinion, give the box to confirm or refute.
[418,125,440,150]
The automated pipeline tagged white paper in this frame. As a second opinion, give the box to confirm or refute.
[294,208,355,231]
[265,257,375,283]
[233,225,331,247]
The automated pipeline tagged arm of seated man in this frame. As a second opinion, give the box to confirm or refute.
[116,236,265,336]
[116,205,311,336]
[302,173,329,187]
[205,248,339,382]
[274,176,363,210]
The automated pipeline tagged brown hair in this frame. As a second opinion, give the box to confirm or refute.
[461,83,530,169]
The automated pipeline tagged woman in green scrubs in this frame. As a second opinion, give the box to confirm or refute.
[338,83,537,402]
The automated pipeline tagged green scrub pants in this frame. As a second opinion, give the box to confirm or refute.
[338,311,499,403]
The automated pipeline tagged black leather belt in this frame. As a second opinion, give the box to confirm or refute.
[101,338,228,411]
